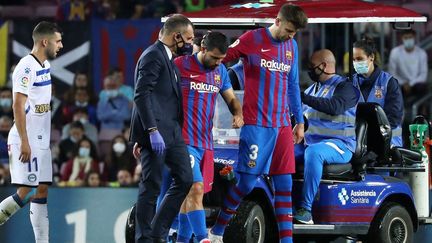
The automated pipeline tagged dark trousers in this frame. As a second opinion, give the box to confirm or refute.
[135,126,192,243]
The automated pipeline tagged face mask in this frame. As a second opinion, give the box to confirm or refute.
[79,147,90,157]
[106,90,119,98]
[0,98,11,108]
[113,142,126,154]
[403,38,415,49]
[353,60,369,75]
[75,101,88,107]
[175,33,193,56]
[307,63,325,82]
[79,118,88,124]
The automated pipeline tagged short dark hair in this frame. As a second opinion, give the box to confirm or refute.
[402,29,416,36]
[353,36,377,58]
[108,67,122,76]
[70,121,84,130]
[163,14,194,35]
[32,21,62,42]
[202,31,229,54]
[278,4,308,29]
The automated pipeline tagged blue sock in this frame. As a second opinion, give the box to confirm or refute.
[187,210,207,241]
[273,174,293,243]
[177,213,192,242]
[212,173,258,236]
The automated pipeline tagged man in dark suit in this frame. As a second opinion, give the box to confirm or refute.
[130,14,195,243]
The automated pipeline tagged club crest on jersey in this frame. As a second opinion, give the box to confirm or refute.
[374,86,383,99]
[230,39,240,48]
[322,87,330,97]
[286,51,292,60]
[214,74,221,84]
[20,77,29,88]
[248,160,256,168]
[24,67,31,74]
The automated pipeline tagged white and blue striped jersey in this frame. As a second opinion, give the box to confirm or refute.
[8,54,52,149]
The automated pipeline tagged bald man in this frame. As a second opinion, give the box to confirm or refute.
[294,49,359,224]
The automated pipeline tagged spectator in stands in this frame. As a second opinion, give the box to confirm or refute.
[97,75,131,157]
[117,169,134,187]
[64,71,95,104]
[99,67,134,102]
[116,0,147,19]
[61,108,98,145]
[92,0,118,20]
[0,116,12,166]
[61,137,101,186]
[63,88,98,126]
[105,135,136,181]
[58,121,86,166]
[389,29,428,108]
[57,0,92,21]
[0,88,13,120]
[85,171,103,187]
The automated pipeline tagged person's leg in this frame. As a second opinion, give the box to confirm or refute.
[0,144,39,225]
[297,141,352,222]
[268,126,295,242]
[152,139,193,240]
[157,166,179,238]
[135,148,165,243]
[0,186,35,225]
[176,201,192,243]
[273,174,293,243]
[30,184,49,243]
[210,172,259,236]
[185,148,212,242]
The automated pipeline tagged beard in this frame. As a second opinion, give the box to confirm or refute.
[45,48,57,60]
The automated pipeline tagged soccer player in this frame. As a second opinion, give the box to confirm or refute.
[0,21,63,243]
[174,31,243,243]
[209,4,308,243]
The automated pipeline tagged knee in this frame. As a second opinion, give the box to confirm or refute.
[186,182,204,203]
[189,183,204,197]
[304,146,324,166]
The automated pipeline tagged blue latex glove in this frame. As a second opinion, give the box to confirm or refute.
[150,130,165,155]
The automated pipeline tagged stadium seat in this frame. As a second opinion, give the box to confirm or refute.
[0,6,33,19]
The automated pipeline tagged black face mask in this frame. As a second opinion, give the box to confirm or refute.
[175,33,193,56]
[307,63,325,82]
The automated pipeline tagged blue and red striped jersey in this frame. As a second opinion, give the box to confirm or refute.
[175,54,232,150]
[223,28,303,127]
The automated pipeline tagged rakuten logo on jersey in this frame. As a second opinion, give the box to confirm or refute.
[260,59,291,72]
[190,82,220,93]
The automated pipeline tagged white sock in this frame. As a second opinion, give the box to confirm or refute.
[30,201,49,243]
[0,195,22,225]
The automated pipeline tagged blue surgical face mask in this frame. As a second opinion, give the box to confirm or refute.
[79,147,90,158]
[106,90,119,98]
[0,98,12,108]
[403,38,415,49]
[353,60,369,75]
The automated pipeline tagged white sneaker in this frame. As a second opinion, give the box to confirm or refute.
[208,229,223,243]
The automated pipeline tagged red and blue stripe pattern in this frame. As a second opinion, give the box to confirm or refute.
[175,54,232,150]
[225,28,300,128]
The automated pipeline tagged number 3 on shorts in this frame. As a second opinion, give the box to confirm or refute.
[249,144,259,160]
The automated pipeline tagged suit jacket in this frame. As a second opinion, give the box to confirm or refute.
[130,40,183,148]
